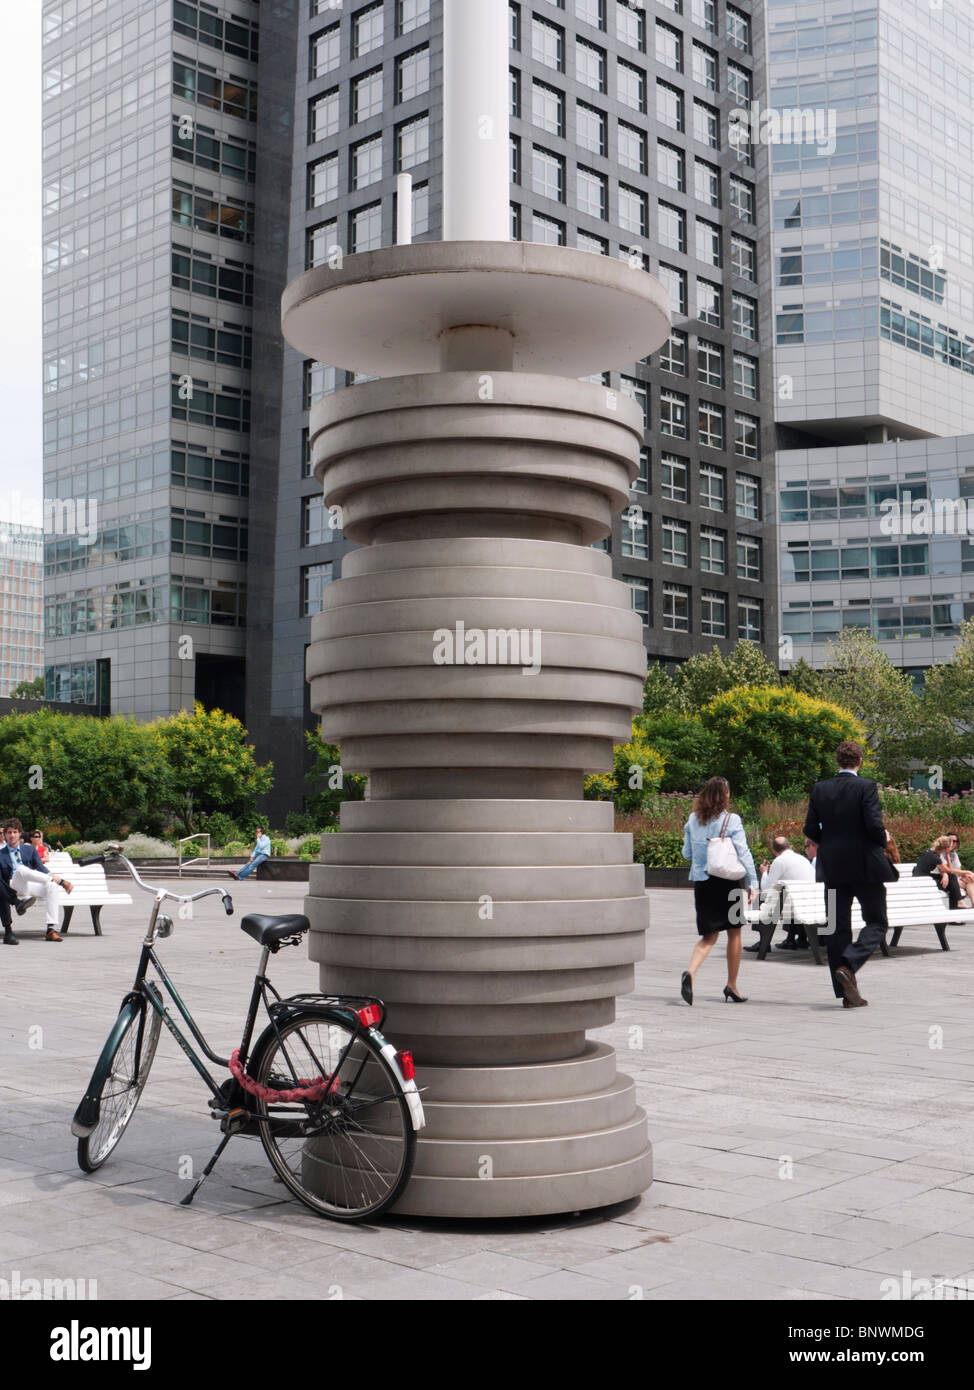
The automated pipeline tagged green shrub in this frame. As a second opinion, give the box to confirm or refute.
[219,841,250,858]
[285,811,317,837]
[270,837,290,857]
[298,835,321,858]
[203,812,242,847]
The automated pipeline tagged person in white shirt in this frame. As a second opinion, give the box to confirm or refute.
[745,836,815,953]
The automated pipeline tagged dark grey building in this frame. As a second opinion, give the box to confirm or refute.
[42,0,777,825]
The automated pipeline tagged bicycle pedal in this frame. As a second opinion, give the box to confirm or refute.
[220,1107,249,1135]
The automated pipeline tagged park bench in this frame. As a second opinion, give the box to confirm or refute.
[748,875,974,965]
[43,850,134,937]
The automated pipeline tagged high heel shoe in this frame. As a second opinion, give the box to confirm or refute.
[723,985,747,1003]
[681,971,693,1006]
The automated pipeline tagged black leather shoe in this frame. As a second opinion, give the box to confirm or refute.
[15,898,33,916]
[3,931,19,945]
[835,965,867,1007]
[680,971,693,1006]
[743,942,760,953]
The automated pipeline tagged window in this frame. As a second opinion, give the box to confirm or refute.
[738,598,763,642]
[304,360,340,408]
[616,1,645,50]
[693,100,719,149]
[577,166,608,220]
[627,578,650,625]
[532,17,564,70]
[664,584,690,632]
[658,142,685,192]
[731,234,756,281]
[310,89,340,143]
[698,339,723,389]
[577,39,606,91]
[511,2,521,50]
[658,264,688,316]
[576,101,608,155]
[620,374,649,430]
[656,80,684,132]
[302,494,328,547]
[533,147,565,202]
[661,454,688,502]
[619,184,647,236]
[309,154,339,207]
[700,526,726,574]
[660,389,688,438]
[577,230,608,254]
[734,412,759,459]
[700,464,725,511]
[660,331,688,376]
[617,59,646,111]
[352,135,383,190]
[577,0,606,29]
[397,114,429,170]
[727,5,750,52]
[691,0,717,35]
[411,181,430,236]
[733,353,758,399]
[697,279,722,326]
[532,80,565,136]
[694,158,720,208]
[303,561,334,616]
[511,134,522,185]
[397,0,431,35]
[659,202,686,253]
[353,3,384,56]
[622,512,649,559]
[531,213,566,245]
[656,21,683,71]
[692,41,718,91]
[511,66,521,117]
[351,202,382,251]
[618,121,647,173]
[699,401,724,450]
[352,69,383,122]
[727,62,751,106]
[736,474,760,520]
[733,293,758,340]
[634,447,650,492]
[311,24,341,78]
[397,46,429,102]
[729,175,754,222]
[307,220,339,268]
[663,518,689,567]
[696,218,721,268]
[701,589,727,637]
[737,536,761,582]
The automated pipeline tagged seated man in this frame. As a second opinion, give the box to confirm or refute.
[745,835,814,952]
[227,826,272,882]
[1,879,16,944]
[0,818,73,942]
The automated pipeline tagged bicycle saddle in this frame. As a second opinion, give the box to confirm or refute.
[241,914,310,948]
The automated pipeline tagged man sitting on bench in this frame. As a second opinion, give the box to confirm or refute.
[0,818,73,942]
[745,835,815,952]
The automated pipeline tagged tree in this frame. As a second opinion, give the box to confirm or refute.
[920,618,974,789]
[674,640,780,712]
[584,732,665,811]
[305,729,367,826]
[8,676,44,700]
[819,628,920,783]
[782,658,829,700]
[701,685,867,799]
[633,711,717,793]
[642,662,680,716]
[153,703,274,833]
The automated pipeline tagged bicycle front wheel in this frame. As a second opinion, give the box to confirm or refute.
[252,1012,415,1221]
[77,1003,161,1172]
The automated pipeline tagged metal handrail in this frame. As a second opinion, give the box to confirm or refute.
[178,833,211,878]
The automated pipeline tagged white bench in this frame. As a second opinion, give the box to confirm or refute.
[45,851,133,937]
[774,877,974,964]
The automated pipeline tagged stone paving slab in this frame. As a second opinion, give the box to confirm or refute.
[3,881,974,1301]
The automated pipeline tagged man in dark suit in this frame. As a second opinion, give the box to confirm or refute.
[802,740,894,1008]
[0,818,73,943]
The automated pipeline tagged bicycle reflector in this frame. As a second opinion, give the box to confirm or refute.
[357,1004,382,1028]
[396,1050,415,1081]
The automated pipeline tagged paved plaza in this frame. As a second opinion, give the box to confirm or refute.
[3,881,974,1301]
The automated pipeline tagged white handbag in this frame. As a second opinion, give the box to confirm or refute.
[706,812,746,880]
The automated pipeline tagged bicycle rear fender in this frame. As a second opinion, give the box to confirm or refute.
[71,993,143,1138]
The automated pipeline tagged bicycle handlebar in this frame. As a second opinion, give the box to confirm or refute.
[79,846,233,912]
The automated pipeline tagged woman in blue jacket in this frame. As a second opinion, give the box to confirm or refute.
[680,777,757,1005]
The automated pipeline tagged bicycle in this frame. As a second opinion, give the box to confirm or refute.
[70,845,423,1221]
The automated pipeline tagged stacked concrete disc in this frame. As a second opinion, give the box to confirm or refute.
[282,242,670,1216]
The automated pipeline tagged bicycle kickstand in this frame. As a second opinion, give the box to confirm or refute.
[180,1132,233,1207]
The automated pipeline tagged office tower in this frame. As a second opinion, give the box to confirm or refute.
[0,524,45,696]
[42,0,259,722]
[771,0,974,672]
[248,0,777,820]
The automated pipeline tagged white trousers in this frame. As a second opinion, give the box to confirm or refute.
[11,866,62,927]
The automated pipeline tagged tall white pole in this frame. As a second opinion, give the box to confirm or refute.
[396,172,413,245]
[442,0,510,242]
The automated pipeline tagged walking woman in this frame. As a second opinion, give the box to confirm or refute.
[681,777,758,1005]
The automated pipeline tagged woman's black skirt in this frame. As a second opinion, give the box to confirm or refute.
[693,875,745,936]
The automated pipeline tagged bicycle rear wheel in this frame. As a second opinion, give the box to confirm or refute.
[252,1012,415,1221]
[77,1002,161,1172]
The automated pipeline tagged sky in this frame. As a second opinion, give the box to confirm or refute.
[0,6,42,511]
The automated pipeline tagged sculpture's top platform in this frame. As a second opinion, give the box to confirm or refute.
[281,241,670,379]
